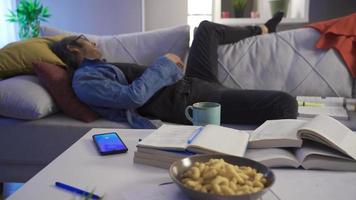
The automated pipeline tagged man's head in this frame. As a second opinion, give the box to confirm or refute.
[52,35,102,70]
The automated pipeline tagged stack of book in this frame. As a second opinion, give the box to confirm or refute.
[134,124,250,169]
[297,96,349,120]
[134,115,356,171]
[134,147,194,169]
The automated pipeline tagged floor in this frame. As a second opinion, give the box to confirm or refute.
[0,183,23,200]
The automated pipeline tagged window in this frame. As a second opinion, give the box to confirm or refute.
[187,0,309,42]
[187,0,213,42]
[213,0,310,25]
[0,0,17,48]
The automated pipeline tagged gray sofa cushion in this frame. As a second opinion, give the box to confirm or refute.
[217,28,353,98]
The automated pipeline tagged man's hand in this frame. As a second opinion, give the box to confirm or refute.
[164,53,185,70]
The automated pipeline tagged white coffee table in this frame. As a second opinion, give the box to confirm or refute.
[7,128,356,200]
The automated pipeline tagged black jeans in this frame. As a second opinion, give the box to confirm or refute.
[138,21,298,125]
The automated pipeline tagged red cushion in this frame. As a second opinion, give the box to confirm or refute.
[33,61,99,122]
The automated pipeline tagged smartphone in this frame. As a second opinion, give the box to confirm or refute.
[92,132,128,155]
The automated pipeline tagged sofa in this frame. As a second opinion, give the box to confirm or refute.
[0,24,355,183]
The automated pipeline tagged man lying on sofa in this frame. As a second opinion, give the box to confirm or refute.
[52,12,298,129]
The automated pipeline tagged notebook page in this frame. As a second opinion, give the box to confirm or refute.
[138,125,200,150]
[189,125,249,156]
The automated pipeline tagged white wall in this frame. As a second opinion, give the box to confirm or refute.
[15,0,356,34]
[143,0,187,31]
[17,0,188,34]
[39,0,142,35]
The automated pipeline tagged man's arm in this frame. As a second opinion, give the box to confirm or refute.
[109,62,148,83]
[72,55,184,109]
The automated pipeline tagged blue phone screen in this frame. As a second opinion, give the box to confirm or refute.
[93,133,127,153]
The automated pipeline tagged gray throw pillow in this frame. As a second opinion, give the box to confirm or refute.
[0,75,58,119]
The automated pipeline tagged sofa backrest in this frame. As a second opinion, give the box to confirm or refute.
[40,25,190,66]
[217,28,354,98]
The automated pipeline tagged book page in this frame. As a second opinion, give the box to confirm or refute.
[298,115,356,160]
[295,141,353,163]
[301,155,356,171]
[297,143,356,171]
[248,119,306,148]
[245,148,300,168]
[188,125,249,157]
[137,125,199,150]
[298,106,348,120]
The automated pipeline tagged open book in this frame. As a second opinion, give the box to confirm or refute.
[137,124,249,157]
[248,115,356,164]
[297,96,348,120]
[245,141,356,171]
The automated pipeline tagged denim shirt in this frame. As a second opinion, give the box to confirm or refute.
[72,56,184,128]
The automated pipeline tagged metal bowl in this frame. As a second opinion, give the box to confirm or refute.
[169,154,275,200]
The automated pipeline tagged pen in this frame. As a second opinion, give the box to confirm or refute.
[187,127,203,144]
[55,182,101,199]
[297,101,324,107]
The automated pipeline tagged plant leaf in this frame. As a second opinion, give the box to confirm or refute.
[7,0,51,38]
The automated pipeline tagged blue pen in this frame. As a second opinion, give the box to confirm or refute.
[55,182,101,199]
[187,127,203,144]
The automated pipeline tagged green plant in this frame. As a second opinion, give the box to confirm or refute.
[6,0,50,39]
[232,0,247,17]
[232,0,247,10]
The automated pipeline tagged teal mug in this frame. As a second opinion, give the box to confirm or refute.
[185,102,221,126]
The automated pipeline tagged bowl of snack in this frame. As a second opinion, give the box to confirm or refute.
[169,154,275,200]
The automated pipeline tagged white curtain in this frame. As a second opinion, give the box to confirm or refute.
[0,0,17,48]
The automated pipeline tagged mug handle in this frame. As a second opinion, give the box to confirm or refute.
[185,106,193,122]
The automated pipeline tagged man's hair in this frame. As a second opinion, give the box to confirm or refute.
[51,35,83,71]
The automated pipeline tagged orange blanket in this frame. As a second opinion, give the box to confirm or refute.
[306,13,356,77]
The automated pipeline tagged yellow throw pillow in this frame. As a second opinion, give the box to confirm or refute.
[0,35,67,79]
